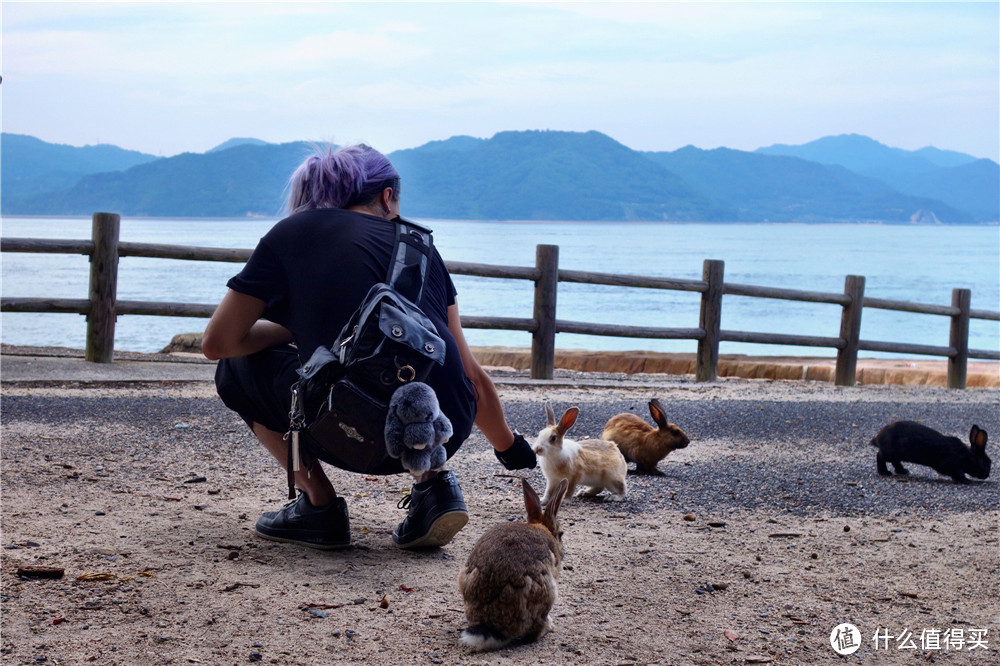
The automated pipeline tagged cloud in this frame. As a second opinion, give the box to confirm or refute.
[2,1,996,159]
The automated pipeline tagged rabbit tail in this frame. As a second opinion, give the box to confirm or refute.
[460,625,512,652]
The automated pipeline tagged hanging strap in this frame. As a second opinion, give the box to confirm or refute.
[284,384,305,499]
[387,217,434,304]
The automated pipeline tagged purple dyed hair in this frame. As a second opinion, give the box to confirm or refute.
[285,144,400,214]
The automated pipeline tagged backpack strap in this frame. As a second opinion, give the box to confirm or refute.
[283,218,435,501]
[387,217,433,304]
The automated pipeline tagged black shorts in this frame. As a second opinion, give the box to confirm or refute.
[215,344,301,435]
[215,345,476,474]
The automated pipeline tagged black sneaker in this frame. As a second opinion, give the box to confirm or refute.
[392,470,468,549]
[255,493,351,550]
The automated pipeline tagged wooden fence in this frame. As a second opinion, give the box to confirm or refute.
[3,212,998,388]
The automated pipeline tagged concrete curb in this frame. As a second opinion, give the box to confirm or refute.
[471,348,1000,388]
[3,343,997,388]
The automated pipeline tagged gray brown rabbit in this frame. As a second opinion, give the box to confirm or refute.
[458,478,569,651]
[870,421,990,483]
[602,398,689,474]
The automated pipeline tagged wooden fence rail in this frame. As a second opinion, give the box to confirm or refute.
[3,212,998,388]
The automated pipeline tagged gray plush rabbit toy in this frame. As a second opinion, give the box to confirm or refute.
[384,382,453,477]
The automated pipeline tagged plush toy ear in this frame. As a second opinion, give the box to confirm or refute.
[383,414,406,457]
[433,415,453,444]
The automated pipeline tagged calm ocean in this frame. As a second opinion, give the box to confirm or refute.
[2,216,998,358]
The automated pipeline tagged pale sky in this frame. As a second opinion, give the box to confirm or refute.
[2,1,998,161]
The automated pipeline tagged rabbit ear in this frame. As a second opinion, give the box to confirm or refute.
[545,478,569,521]
[970,425,988,449]
[648,399,668,429]
[522,478,544,522]
[559,407,579,433]
[545,403,557,427]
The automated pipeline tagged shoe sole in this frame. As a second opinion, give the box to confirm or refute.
[255,528,351,551]
[394,510,469,549]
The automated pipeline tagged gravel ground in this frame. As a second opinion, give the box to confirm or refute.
[2,370,998,665]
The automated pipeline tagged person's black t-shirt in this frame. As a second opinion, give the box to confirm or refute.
[227,207,475,444]
[228,208,456,359]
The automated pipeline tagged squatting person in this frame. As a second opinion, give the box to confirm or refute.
[202,143,536,550]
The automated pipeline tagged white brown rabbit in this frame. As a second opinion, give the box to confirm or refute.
[602,398,690,475]
[458,477,569,651]
[533,403,627,506]
[870,421,990,484]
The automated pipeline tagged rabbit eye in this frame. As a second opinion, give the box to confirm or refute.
[549,435,556,444]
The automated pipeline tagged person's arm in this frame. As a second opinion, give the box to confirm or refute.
[447,302,516,452]
[202,289,293,360]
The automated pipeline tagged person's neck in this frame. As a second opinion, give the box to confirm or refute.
[346,203,389,219]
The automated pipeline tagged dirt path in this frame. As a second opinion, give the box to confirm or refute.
[2,375,998,665]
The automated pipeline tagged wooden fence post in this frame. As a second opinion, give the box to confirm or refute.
[85,212,121,363]
[948,288,970,389]
[696,259,724,382]
[531,244,559,379]
[835,275,865,386]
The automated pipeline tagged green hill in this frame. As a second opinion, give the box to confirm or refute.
[754,134,995,221]
[391,130,733,221]
[755,133,972,175]
[869,159,999,222]
[2,130,994,223]
[8,142,316,217]
[1,133,159,206]
[645,146,973,224]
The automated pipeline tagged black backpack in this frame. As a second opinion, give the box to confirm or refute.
[286,217,446,497]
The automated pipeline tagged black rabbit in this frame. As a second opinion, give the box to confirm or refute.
[870,421,990,483]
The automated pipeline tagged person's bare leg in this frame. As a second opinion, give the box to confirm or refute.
[253,423,336,506]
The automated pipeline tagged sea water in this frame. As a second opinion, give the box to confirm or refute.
[2,216,998,358]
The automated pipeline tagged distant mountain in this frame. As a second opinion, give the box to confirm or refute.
[410,135,486,153]
[1,133,159,206]
[875,159,999,222]
[911,146,982,169]
[1,131,994,222]
[756,134,996,221]
[755,133,976,175]
[8,142,316,217]
[390,130,732,221]
[208,137,272,153]
[645,146,972,224]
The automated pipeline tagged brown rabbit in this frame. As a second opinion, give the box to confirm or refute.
[533,403,627,506]
[602,398,689,474]
[458,478,569,651]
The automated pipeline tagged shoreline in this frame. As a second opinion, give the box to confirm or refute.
[4,342,997,388]
[469,347,1000,388]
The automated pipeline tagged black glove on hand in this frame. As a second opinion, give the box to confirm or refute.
[494,433,537,470]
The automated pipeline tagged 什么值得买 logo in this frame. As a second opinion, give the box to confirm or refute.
[830,623,862,656]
